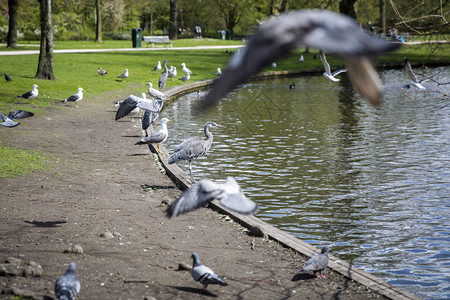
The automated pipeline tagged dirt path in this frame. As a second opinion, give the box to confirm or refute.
[0,87,384,299]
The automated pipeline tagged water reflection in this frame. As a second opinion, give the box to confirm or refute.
[162,67,450,300]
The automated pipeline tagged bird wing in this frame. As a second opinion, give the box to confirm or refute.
[115,96,139,120]
[169,137,206,163]
[404,59,419,83]
[142,130,167,144]
[142,111,150,131]
[219,178,259,215]
[319,50,331,75]
[193,265,227,286]
[331,68,347,76]
[202,10,400,109]
[166,179,222,218]
[0,111,20,127]
[159,73,168,89]
[8,110,34,120]
[65,94,80,102]
[18,90,32,98]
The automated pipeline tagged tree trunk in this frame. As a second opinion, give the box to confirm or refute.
[35,0,55,81]
[339,0,357,19]
[95,0,102,42]
[6,0,19,48]
[379,0,386,35]
[280,0,289,13]
[169,0,177,40]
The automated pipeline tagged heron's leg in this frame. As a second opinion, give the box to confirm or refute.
[188,161,195,183]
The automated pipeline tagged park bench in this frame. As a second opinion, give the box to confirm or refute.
[143,36,173,48]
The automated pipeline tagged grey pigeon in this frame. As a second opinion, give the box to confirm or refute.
[301,246,329,278]
[8,110,34,120]
[0,111,20,127]
[191,253,228,291]
[202,10,400,109]
[4,72,12,82]
[55,262,81,300]
[167,177,258,218]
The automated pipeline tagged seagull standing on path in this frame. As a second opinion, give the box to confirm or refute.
[153,60,162,71]
[190,253,228,291]
[55,262,81,300]
[201,9,400,109]
[301,246,329,278]
[159,60,169,89]
[117,68,129,80]
[135,117,172,153]
[98,67,108,76]
[17,84,39,104]
[319,50,347,82]
[181,62,192,75]
[167,177,259,218]
[62,87,84,108]
[4,72,12,81]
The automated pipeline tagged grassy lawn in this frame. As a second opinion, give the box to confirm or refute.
[0,39,449,178]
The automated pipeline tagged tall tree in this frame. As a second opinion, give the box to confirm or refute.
[6,0,19,48]
[35,0,55,80]
[95,0,102,42]
[339,0,357,19]
[218,0,245,39]
[379,0,386,35]
[169,0,177,40]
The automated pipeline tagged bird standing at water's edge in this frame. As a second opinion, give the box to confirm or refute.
[169,121,223,182]
[301,246,329,279]
[159,60,169,89]
[135,117,172,153]
[201,9,400,109]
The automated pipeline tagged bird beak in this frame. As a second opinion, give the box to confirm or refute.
[216,124,225,128]
[168,120,173,123]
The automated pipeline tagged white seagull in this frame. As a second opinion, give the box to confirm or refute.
[17,84,39,104]
[117,68,129,79]
[298,55,304,63]
[146,82,166,99]
[202,10,400,109]
[168,66,177,78]
[216,68,222,76]
[62,87,84,108]
[181,62,192,74]
[115,94,161,121]
[167,177,258,218]
[152,61,162,71]
[55,262,81,300]
[404,57,431,90]
[135,117,172,153]
[179,72,190,82]
[190,253,228,291]
[319,50,347,82]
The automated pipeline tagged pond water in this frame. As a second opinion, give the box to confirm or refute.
[161,67,450,300]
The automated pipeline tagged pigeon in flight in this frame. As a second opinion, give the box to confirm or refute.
[301,246,329,278]
[55,262,81,300]
[191,253,228,291]
[0,110,34,128]
[167,177,258,218]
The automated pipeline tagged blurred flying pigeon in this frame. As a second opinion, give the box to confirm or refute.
[8,110,34,120]
[167,177,258,218]
[0,111,19,127]
[55,262,80,300]
[17,84,39,104]
[191,253,228,291]
[62,87,84,108]
[202,10,401,109]
[117,68,129,79]
[301,246,329,278]
[97,67,108,76]
[4,72,12,81]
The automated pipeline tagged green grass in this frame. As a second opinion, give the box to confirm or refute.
[0,40,448,178]
[0,142,48,178]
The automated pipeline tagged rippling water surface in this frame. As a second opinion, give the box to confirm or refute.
[162,67,450,299]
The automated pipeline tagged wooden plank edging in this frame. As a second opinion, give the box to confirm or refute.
[149,77,421,300]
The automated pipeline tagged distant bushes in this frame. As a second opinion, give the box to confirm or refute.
[104,32,131,40]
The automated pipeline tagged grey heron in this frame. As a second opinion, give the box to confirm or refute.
[404,57,431,90]
[167,177,259,219]
[97,67,108,76]
[117,69,129,79]
[319,50,347,82]
[159,60,168,89]
[17,84,39,104]
[168,121,223,182]
[136,117,172,153]
[62,87,84,108]
[202,10,400,109]
[55,262,80,300]
[190,253,228,291]
[301,246,329,279]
